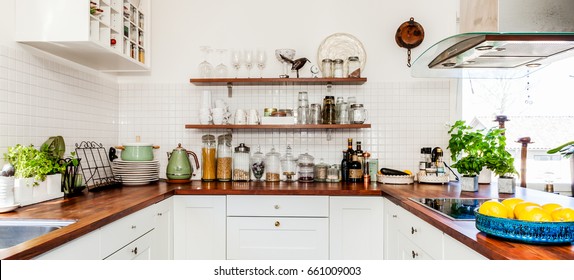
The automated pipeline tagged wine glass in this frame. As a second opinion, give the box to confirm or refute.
[256,50,267,77]
[274,49,295,78]
[231,49,242,78]
[244,50,254,78]
[214,49,228,78]
[198,46,213,78]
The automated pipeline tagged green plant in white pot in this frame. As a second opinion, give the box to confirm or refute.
[447,120,488,192]
[483,127,518,193]
[3,136,66,205]
[547,140,574,196]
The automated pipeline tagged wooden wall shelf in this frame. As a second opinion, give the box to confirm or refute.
[190,77,367,86]
[185,124,371,129]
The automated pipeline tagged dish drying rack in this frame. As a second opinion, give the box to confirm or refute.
[75,141,121,191]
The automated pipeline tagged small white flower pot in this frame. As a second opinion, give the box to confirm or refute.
[460,175,479,192]
[498,177,516,194]
[478,168,492,184]
[14,174,63,206]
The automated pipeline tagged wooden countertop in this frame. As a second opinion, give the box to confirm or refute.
[1,180,573,260]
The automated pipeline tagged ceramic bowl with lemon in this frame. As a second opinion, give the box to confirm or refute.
[475,198,574,244]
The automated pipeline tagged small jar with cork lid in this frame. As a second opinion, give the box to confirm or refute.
[347,56,361,78]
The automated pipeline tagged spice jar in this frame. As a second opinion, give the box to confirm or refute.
[327,164,341,182]
[250,146,265,181]
[297,153,315,183]
[333,59,344,78]
[350,103,368,124]
[314,158,329,182]
[321,58,333,78]
[280,145,297,181]
[322,96,336,124]
[216,134,233,181]
[347,56,361,78]
[264,147,281,182]
[201,134,217,181]
[233,143,250,181]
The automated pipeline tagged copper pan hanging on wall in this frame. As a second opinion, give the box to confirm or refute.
[395,17,425,67]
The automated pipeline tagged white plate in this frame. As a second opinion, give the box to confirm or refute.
[317,33,367,74]
[0,203,20,213]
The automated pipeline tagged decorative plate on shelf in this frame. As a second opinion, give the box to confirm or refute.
[317,33,367,73]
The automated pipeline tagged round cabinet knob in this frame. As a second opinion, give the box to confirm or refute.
[274,205,280,209]
[274,221,280,227]
[411,250,419,259]
[132,247,138,255]
[411,227,417,234]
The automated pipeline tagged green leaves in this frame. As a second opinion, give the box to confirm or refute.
[548,141,574,158]
[3,137,67,184]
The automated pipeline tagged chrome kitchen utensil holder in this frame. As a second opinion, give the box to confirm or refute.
[75,141,121,191]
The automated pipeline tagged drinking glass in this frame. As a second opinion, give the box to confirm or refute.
[256,50,267,77]
[231,49,242,78]
[244,50,254,78]
[214,49,228,78]
[198,46,214,78]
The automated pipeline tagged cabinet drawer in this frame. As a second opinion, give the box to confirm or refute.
[396,206,443,259]
[397,232,434,260]
[101,205,156,258]
[227,195,329,217]
[227,217,329,260]
[104,230,153,260]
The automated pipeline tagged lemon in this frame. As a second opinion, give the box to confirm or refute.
[501,198,524,219]
[403,170,412,175]
[478,200,508,219]
[517,205,552,222]
[551,207,574,222]
[541,203,562,215]
[513,201,540,219]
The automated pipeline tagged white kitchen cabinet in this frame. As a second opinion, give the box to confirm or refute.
[173,195,226,260]
[15,0,150,72]
[329,196,384,260]
[104,230,153,260]
[396,232,434,260]
[34,228,102,260]
[226,195,329,260]
[443,234,487,260]
[151,197,173,260]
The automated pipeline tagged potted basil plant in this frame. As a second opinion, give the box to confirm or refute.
[483,127,518,193]
[547,141,574,196]
[447,120,488,192]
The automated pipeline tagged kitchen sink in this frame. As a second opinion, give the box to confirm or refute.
[0,219,77,249]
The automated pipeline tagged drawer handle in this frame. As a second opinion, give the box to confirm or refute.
[132,247,138,255]
[131,225,137,229]
[392,214,398,218]
[411,227,417,234]
[274,204,280,210]
[411,250,418,259]
[274,221,280,227]
[157,213,163,216]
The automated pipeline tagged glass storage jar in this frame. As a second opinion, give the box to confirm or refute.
[216,134,233,181]
[327,164,341,182]
[321,58,333,78]
[350,103,368,124]
[201,134,217,181]
[250,146,265,181]
[264,147,281,182]
[297,152,315,183]
[280,145,297,181]
[322,96,336,124]
[233,143,250,181]
[333,59,344,78]
[314,158,329,182]
[347,56,361,78]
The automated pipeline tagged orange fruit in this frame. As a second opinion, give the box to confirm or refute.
[478,200,508,219]
[517,205,552,222]
[551,207,574,222]
[514,201,540,219]
[541,203,562,215]
[501,198,524,219]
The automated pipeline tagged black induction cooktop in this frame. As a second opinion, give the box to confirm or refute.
[409,198,495,220]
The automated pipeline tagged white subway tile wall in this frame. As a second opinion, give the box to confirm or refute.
[0,44,119,156]
[119,81,452,179]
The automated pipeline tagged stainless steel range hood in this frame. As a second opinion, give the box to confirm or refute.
[411,0,574,79]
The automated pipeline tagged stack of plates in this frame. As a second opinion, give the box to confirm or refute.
[112,160,160,185]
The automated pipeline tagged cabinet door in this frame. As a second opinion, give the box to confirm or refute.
[443,234,487,260]
[34,229,102,260]
[383,198,400,260]
[152,197,173,260]
[329,196,383,260]
[104,230,153,260]
[227,217,329,260]
[397,232,434,260]
[173,195,226,260]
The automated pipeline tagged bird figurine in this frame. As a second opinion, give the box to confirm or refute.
[280,54,311,78]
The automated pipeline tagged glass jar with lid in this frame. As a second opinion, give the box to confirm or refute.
[233,143,250,181]
[216,133,233,181]
[264,147,281,182]
[333,59,344,78]
[347,56,361,78]
[350,103,368,124]
[322,96,336,124]
[297,152,315,183]
[327,164,341,182]
[201,134,217,181]
[314,158,329,182]
[321,59,333,78]
[281,145,297,182]
[250,146,265,181]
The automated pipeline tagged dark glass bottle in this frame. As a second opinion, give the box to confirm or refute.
[348,154,363,183]
[341,151,349,182]
[355,141,364,171]
[346,138,354,160]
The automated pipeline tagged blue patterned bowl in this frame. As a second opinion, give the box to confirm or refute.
[475,209,574,245]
